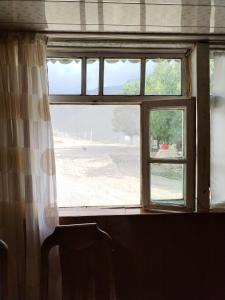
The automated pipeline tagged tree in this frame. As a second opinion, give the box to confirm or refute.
[150,110,182,149]
[112,106,139,141]
[123,59,181,96]
[112,59,182,148]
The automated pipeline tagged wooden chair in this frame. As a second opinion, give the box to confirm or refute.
[41,223,115,300]
[0,240,8,300]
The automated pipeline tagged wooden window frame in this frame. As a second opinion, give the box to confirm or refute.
[141,98,196,212]
[48,51,188,103]
[48,50,196,213]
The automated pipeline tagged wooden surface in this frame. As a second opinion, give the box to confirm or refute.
[41,223,114,300]
[194,43,210,212]
[61,213,225,300]
[0,240,8,300]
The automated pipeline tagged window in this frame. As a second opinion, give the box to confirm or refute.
[210,50,225,209]
[47,53,195,211]
[104,59,141,95]
[48,58,82,95]
[86,58,100,95]
[145,58,181,96]
[141,99,195,211]
[50,105,140,207]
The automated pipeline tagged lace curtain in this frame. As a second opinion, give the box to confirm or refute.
[0,33,59,300]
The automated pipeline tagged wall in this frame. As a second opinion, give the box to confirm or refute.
[61,213,225,300]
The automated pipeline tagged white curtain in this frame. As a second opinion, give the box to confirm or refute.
[0,33,59,300]
[210,51,225,209]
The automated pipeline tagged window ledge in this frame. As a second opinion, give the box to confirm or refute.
[58,206,183,217]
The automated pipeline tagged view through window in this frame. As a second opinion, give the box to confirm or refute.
[149,108,185,205]
[50,105,140,207]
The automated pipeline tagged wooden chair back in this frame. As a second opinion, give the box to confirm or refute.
[0,240,8,300]
[41,223,114,300]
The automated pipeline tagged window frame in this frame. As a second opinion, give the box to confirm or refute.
[141,98,196,212]
[48,51,188,102]
[48,50,196,212]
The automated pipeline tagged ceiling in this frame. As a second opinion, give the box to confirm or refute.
[0,0,225,35]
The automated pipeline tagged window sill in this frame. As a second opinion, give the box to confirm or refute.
[58,206,184,217]
[59,207,144,217]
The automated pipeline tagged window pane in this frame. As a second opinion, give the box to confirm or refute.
[150,109,185,159]
[150,163,185,205]
[104,59,141,95]
[47,59,82,95]
[210,57,214,95]
[145,59,181,95]
[86,58,99,95]
[50,105,140,207]
[210,51,225,206]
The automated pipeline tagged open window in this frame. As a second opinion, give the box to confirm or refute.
[141,99,196,212]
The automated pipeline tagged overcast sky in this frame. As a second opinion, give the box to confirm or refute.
[48,59,155,94]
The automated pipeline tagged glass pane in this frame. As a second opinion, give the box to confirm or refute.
[150,109,185,158]
[150,163,185,205]
[50,105,140,207]
[104,59,141,95]
[86,58,99,95]
[145,59,181,95]
[47,59,82,95]
[210,51,225,206]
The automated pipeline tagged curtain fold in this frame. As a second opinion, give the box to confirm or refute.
[0,33,59,300]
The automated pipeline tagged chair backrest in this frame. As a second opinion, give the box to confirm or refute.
[0,240,8,300]
[41,223,114,300]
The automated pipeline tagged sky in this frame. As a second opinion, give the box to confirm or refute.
[47,59,155,95]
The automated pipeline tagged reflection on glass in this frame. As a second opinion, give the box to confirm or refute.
[47,59,82,95]
[86,58,99,95]
[145,59,181,95]
[150,163,185,204]
[150,109,185,158]
[104,59,141,95]
[50,105,140,207]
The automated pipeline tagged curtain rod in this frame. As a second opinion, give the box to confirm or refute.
[2,30,225,43]
[44,31,225,41]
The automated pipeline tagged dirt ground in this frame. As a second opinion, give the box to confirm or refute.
[54,137,183,207]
